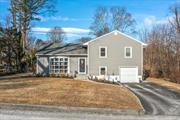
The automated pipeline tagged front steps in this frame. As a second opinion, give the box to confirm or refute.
[74,75,89,80]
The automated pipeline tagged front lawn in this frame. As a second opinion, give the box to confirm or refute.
[0,77,142,110]
[147,78,180,91]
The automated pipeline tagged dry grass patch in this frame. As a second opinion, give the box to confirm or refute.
[147,78,180,91]
[0,77,142,110]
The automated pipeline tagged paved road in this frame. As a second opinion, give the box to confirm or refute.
[0,109,179,120]
[125,82,180,115]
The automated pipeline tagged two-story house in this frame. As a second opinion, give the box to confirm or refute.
[36,30,147,83]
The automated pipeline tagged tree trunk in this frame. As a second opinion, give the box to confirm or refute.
[21,30,26,52]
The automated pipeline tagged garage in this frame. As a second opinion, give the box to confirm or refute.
[119,67,139,83]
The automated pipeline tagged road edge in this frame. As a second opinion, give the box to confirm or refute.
[0,103,144,115]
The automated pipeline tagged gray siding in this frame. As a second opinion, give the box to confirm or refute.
[88,32,143,76]
[69,56,88,75]
[37,55,87,75]
[37,56,49,75]
[69,57,78,75]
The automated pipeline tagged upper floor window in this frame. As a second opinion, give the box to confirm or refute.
[99,46,107,58]
[125,47,132,58]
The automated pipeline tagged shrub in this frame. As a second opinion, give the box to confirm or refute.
[143,69,150,80]
[36,73,43,77]
[169,71,180,84]
[94,79,119,85]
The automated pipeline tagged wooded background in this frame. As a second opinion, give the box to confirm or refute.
[0,1,179,83]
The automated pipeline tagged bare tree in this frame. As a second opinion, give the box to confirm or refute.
[169,3,180,72]
[9,0,56,51]
[76,37,92,43]
[10,0,17,29]
[35,39,44,49]
[142,23,180,83]
[89,6,109,37]
[110,6,136,34]
[47,27,66,44]
[90,6,136,37]
[0,17,21,72]
[169,3,180,34]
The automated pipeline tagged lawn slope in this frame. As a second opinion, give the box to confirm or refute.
[0,77,141,110]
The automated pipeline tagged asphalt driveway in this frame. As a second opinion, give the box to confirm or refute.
[125,82,180,115]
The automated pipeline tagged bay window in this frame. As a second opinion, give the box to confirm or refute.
[49,57,69,74]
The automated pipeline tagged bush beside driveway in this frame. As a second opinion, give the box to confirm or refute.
[0,77,142,111]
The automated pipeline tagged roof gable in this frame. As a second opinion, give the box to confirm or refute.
[83,30,147,46]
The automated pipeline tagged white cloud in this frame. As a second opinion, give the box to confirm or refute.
[39,16,77,21]
[32,32,47,35]
[156,16,173,24]
[63,28,90,33]
[66,33,81,37]
[144,16,173,26]
[31,27,50,32]
[144,16,156,26]
[36,15,90,22]
[31,27,90,33]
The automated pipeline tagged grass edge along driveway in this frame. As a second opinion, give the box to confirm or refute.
[147,78,180,91]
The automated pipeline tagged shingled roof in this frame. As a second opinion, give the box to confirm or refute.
[36,43,87,55]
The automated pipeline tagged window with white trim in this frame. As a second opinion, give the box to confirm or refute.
[99,66,107,75]
[125,47,132,58]
[49,57,68,74]
[99,46,107,58]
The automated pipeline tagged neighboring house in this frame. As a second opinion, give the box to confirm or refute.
[36,30,147,83]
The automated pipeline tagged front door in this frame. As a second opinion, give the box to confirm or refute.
[78,58,86,74]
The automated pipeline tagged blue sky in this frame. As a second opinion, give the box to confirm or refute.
[0,0,179,42]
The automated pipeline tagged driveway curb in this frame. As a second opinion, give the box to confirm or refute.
[0,103,144,115]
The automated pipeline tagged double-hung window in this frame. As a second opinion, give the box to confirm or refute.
[99,46,107,58]
[125,47,132,58]
[99,66,107,75]
[49,57,68,74]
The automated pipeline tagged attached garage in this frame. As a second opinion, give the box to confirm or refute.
[119,67,139,83]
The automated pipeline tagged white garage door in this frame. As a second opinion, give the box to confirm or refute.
[119,67,139,83]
